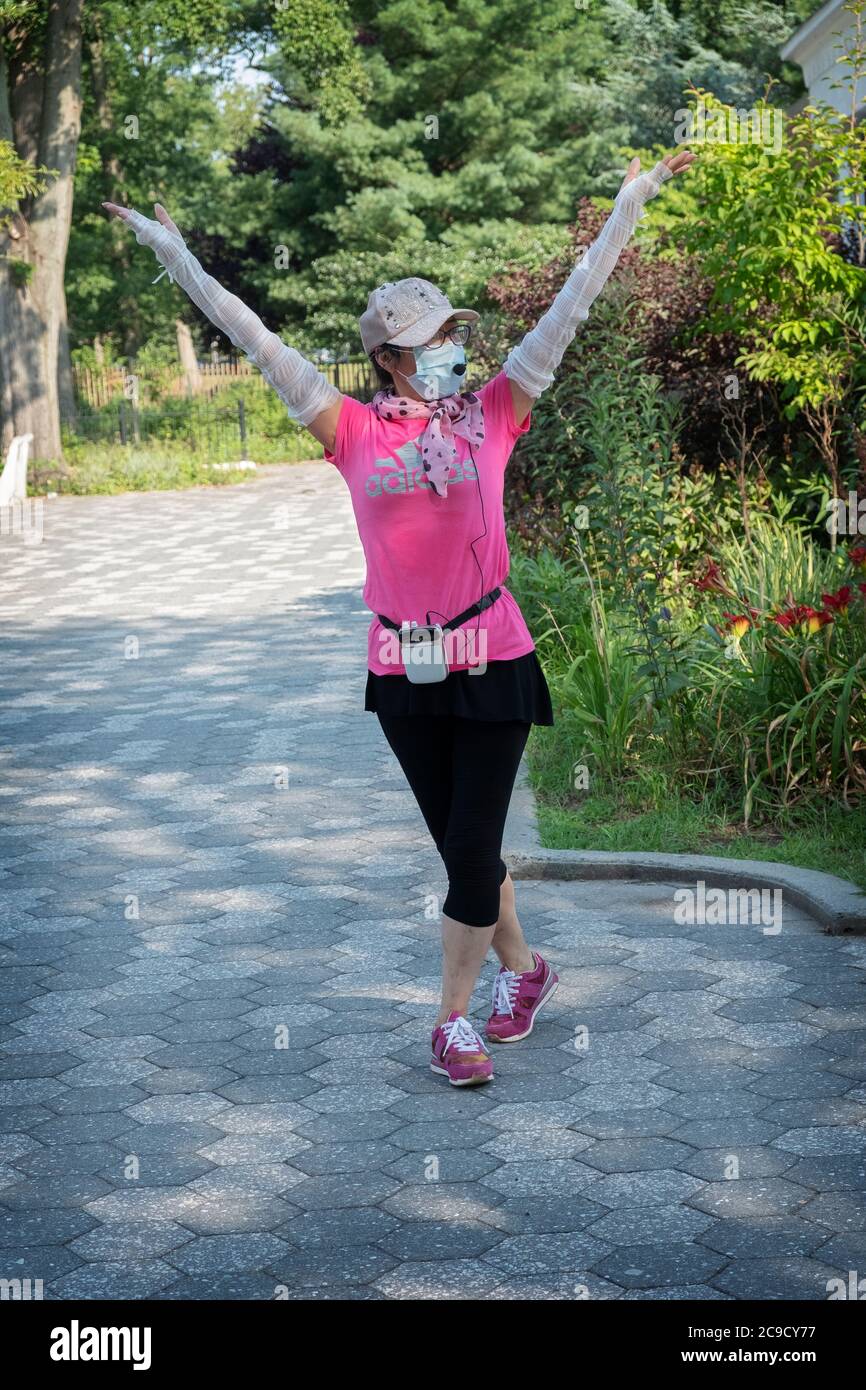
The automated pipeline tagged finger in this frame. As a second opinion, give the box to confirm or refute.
[620,155,641,186]
[154,203,182,237]
[102,201,131,220]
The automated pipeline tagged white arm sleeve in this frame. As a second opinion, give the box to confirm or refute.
[125,211,342,428]
[503,161,674,398]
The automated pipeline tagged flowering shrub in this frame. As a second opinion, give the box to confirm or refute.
[692,539,866,814]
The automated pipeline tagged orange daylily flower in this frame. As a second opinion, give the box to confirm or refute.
[719,612,752,639]
[772,604,833,634]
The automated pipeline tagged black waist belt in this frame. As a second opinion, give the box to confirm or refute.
[377,586,502,634]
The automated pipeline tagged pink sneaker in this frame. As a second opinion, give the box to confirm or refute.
[430,1012,493,1086]
[485,951,559,1043]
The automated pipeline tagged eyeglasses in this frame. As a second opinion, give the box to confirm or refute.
[423,322,472,350]
[383,322,473,356]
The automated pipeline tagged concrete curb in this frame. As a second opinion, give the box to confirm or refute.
[503,758,866,935]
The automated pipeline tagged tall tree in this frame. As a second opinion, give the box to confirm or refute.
[0,0,83,461]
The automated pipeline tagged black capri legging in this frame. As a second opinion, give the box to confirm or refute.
[375,713,531,928]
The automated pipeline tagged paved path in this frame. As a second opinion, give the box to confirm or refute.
[1,465,865,1301]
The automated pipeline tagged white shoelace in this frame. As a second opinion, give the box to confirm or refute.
[442,1015,486,1055]
[491,969,520,1019]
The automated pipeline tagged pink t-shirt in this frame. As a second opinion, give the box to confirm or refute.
[324,371,536,676]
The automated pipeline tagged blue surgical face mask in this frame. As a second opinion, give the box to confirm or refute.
[407,341,467,401]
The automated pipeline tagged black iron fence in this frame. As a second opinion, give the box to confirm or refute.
[63,358,378,456]
[65,396,257,458]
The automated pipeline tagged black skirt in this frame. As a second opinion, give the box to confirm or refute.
[364,649,554,725]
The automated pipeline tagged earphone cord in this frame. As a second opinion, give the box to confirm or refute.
[426,443,488,658]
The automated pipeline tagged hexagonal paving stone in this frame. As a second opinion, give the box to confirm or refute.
[187,1166,305,1199]
[13,1142,123,1176]
[810,1231,866,1270]
[288,1141,403,1176]
[163,1193,299,1237]
[0,1206,97,1251]
[670,1117,785,1148]
[800,1189,866,1231]
[481,1160,601,1199]
[678,1146,797,1182]
[377,1181,501,1223]
[697,1215,831,1258]
[686,1178,816,1219]
[586,1169,705,1208]
[268,1244,398,1288]
[373,1257,504,1300]
[211,1103,313,1135]
[785,1155,866,1191]
[69,1221,195,1261]
[283,1171,401,1211]
[481,1128,592,1161]
[0,1243,83,1282]
[384,1148,501,1184]
[483,1230,609,1276]
[592,1243,727,1290]
[378,1220,503,1262]
[291,1111,404,1144]
[387,1120,497,1153]
[587,1203,715,1246]
[278,1206,399,1249]
[770,1126,866,1157]
[115,1121,227,1154]
[578,1137,697,1174]
[123,1094,232,1125]
[0,1174,113,1210]
[166,1233,291,1275]
[154,1272,291,1300]
[487,1272,624,1300]
[620,1283,732,1300]
[48,1259,180,1299]
[711,1256,848,1300]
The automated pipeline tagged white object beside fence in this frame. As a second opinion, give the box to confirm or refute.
[0,433,33,506]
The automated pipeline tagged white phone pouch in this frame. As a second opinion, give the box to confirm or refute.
[400,620,450,684]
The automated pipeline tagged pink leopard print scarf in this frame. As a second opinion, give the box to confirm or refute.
[371,389,485,498]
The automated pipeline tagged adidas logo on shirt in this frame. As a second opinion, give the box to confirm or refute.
[365,441,477,498]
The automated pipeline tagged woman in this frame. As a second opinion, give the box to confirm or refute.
[104,147,693,1088]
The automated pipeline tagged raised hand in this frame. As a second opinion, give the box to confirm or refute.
[102,201,189,279]
[102,200,182,236]
[618,149,696,195]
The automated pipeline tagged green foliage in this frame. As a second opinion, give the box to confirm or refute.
[0,137,52,219]
[67,0,812,366]
[534,785,866,888]
[690,521,866,815]
[680,84,866,417]
[549,595,650,785]
[293,221,570,353]
[511,516,866,821]
[52,441,269,494]
[579,0,803,151]
[272,0,370,122]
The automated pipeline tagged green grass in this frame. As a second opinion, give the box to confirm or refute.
[527,733,866,889]
[33,438,323,496]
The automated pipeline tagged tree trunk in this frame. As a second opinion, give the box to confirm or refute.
[0,2,83,463]
[58,289,76,425]
[176,318,201,392]
[88,7,138,357]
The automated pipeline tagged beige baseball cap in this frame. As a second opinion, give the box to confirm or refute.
[359,277,479,354]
